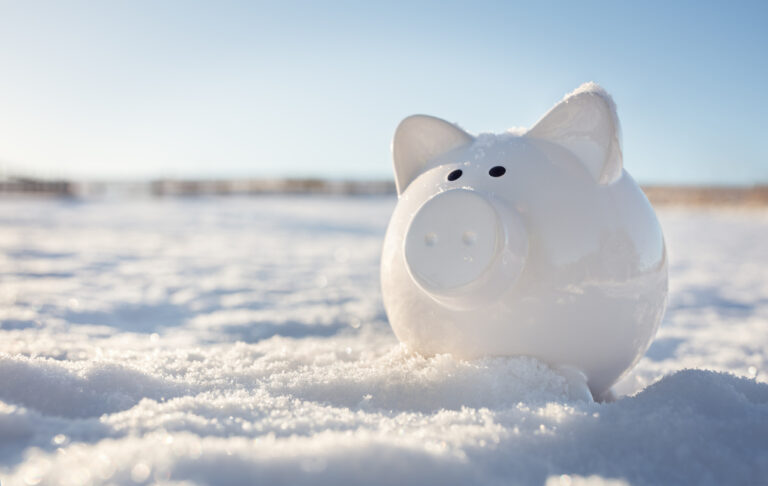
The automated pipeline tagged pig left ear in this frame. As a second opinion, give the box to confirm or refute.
[392,115,474,195]
[526,82,623,184]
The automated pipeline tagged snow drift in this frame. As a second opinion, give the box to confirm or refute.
[0,197,766,485]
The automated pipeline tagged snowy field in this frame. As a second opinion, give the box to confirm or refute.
[0,196,766,486]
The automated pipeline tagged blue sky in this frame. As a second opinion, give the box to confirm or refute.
[1,0,766,184]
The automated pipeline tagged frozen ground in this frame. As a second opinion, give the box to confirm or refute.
[0,196,766,486]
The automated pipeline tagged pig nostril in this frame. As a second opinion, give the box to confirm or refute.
[462,231,477,246]
[424,232,438,246]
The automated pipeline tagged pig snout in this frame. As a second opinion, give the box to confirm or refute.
[404,189,528,309]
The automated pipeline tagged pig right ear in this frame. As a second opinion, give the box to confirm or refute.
[392,115,474,195]
[525,83,623,184]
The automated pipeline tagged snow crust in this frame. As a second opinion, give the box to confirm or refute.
[1,197,767,485]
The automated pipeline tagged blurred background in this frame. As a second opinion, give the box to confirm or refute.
[1,0,766,200]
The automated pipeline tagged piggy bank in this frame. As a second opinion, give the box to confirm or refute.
[380,83,668,400]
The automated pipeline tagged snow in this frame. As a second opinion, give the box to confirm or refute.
[0,196,767,486]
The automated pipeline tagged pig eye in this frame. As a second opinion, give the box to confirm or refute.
[489,166,506,177]
[447,169,463,181]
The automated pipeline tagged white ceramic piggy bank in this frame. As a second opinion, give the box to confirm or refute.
[380,83,668,399]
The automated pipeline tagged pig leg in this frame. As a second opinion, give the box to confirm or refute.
[555,365,594,402]
[594,388,617,403]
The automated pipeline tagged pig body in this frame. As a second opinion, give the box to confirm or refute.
[380,83,668,398]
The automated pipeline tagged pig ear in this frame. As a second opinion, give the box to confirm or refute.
[392,115,474,195]
[526,83,623,184]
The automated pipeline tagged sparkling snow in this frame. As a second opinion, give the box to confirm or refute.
[0,196,766,485]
